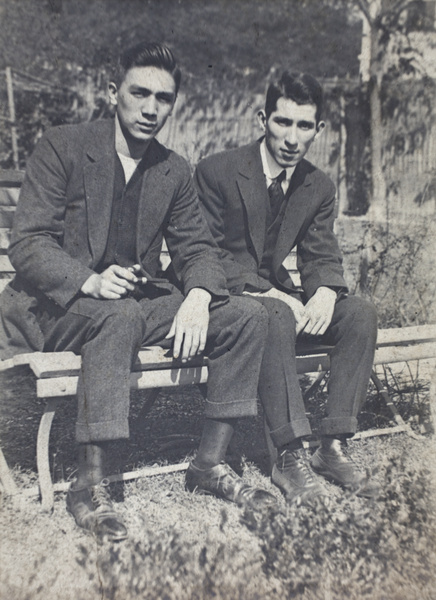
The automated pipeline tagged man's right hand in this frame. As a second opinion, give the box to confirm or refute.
[81,264,146,299]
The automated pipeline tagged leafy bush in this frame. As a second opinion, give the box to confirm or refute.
[244,454,436,600]
[68,451,436,600]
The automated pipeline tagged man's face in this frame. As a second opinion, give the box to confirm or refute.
[109,66,176,146]
[259,98,324,168]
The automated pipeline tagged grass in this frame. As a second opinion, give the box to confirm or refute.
[1,366,436,600]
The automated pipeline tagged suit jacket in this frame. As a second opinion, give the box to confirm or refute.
[194,139,347,299]
[0,119,228,358]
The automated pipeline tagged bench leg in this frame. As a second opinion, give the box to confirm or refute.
[0,445,18,496]
[137,388,161,423]
[302,370,327,402]
[370,370,421,440]
[36,398,57,512]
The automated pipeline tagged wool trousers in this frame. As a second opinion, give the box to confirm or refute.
[36,291,268,443]
[251,294,378,447]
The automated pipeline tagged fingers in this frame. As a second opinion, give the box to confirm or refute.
[128,264,147,284]
[128,264,141,273]
[103,265,137,293]
[296,317,309,335]
[302,318,327,336]
[172,321,184,360]
[173,326,200,362]
[166,321,206,362]
[99,288,127,300]
[181,330,194,361]
[165,320,176,340]
[198,328,207,354]
[300,307,333,336]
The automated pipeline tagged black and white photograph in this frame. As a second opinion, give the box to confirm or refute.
[0,1,435,598]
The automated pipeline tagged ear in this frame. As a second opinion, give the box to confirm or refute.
[257,110,267,132]
[314,120,326,139]
[108,82,118,107]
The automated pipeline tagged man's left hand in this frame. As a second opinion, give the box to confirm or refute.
[165,288,212,362]
[301,287,337,336]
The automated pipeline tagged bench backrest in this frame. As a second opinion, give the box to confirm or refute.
[0,169,301,291]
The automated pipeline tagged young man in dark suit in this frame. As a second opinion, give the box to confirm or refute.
[195,71,379,502]
[0,42,276,541]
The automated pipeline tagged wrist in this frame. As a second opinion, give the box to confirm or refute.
[186,287,212,306]
[316,286,337,299]
[81,273,99,296]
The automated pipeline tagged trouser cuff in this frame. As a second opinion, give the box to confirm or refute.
[76,419,129,444]
[269,418,312,447]
[204,398,258,419]
[319,416,358,437]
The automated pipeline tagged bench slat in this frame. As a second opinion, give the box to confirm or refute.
[7,332,436,381]
[0,255,14,273]
[0,228,11,249]
[377,325,436,345]
[0,205,16,228]
[0,278,12,294]
[374,342,436,365]
[0,170,25,186]
[27,347,207,378]
[37,365,209,398]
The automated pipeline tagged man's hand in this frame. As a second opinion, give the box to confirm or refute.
[81,264,147,299]
[301,287,336,336]
[243,288,307,334]
[165,288,212,362]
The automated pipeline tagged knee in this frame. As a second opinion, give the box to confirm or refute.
[228,296,269,336]
[342,295,378,337]
[262,297,297,334]
[99,298,144,335]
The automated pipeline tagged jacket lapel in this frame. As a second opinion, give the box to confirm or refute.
[236,141,268,264]
[136,140,173,262]
[272,161,315,273]
[83,121,116,263]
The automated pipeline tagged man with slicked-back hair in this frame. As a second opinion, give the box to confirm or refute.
[0,42,277,541]
[195,70,379,503]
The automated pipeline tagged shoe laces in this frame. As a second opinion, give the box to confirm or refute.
[91,479,114,512]
[279,448,316,484]
[215,463,243,495]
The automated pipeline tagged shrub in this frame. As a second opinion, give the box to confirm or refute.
[244,454,436,600]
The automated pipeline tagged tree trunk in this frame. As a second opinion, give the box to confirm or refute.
[368,73,387,222]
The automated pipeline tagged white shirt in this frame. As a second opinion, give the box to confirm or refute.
[260,139,295,193]
[117,152,141,184]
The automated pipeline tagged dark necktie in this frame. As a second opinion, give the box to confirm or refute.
[268,170,286,221]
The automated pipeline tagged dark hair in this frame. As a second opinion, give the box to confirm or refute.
[113,41,181,94]
[265,71,323,122]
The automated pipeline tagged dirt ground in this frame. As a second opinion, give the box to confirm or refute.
[0,362,435,600]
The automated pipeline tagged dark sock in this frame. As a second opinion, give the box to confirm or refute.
[320,434,348,452]
[194,418,238,470]
[277,437,304,457]
[74,442,109,488]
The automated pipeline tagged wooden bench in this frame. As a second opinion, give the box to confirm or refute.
[1,170,436,510]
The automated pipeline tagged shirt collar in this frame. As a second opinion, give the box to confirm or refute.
[260,139,296,188]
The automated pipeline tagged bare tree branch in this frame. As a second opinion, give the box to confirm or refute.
[355,0,373,25]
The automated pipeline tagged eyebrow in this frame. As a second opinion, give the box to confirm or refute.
[274,116,316,128]
[128,85,175,99]
[298,120,316,128]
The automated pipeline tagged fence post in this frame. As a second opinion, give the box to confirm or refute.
[6,67,19,170]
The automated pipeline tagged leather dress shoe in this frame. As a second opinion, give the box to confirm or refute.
[66,478,128,541]
[311,440,380,498]
[185,462,277,509]
[272,448,327,503]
